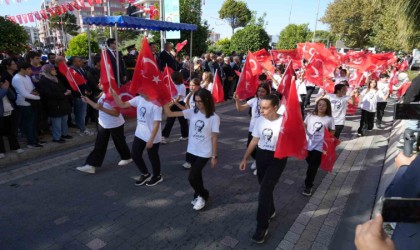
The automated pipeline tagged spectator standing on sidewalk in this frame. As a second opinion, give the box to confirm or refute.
[402,75,420,138]
[239,94,288,244]
[164,89,220,211]
[357,79,385,136]
[376,74,390,128]
[1,58,18,96]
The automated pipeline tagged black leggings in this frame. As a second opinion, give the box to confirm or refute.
[334,125,344,139]
[132,136,161,176]
[187,152,210,200]
[305,150,323,188]
[358,109,375,133]
[247,132,257,159]
[376,102,387,122]
[162,102,188,138]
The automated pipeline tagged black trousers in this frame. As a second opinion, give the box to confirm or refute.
[162,102,188,138]
[304,150,323,188]
[223,79,233,100]
[255,148,288,230]
[358,109,375,133]
[0,112,20,153]
[85,124,131,167]
[300,94,306,117]
[376,102,387,122]
[132,136,161,176]
[187,152,210,200]
[247,132,257,159]
[334,125,344,139]
[304,86,316,107]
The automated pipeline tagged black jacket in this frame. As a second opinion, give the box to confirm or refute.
[159,50,178,71]
[105,49,127,85]
[37,76,71,117]
[403,75,420,103]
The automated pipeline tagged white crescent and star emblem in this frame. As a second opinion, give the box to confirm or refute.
[310,65,319,78]
[143,57,159,71]
[353,58,363,65]
[152,75,161,84]
[249,59,258,71]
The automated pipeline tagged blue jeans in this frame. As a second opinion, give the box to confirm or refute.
[50,115,68,140]
[18,105,38,145]
[73,97,87,132]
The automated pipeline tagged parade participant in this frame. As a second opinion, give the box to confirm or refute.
[76,87,132,174]
[234,82,271,175]
[184,78,202,110]
[164,89,220,211]
[123,44,137,82]
[376,74,390,128]
[161,71,189,144]
[200,71,214,93]
[296,72,307,117]
[239,94,287,244]
[111,89,163,186]
[303,98,335,196]
[316,82,355,139]
[357,79,385,136]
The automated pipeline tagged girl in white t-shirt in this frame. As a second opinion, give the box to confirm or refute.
[357,79,384,136]
[76,93,132,174]
[111,89,163,187]
[303,98,335,196]
[233,82,271,174]
[239,94,288,244]
[184,78,202,110]
[161,71,189,144]
[201,71,214,93]
[164,89,220,211]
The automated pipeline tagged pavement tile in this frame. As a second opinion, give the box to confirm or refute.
[278,239,295,250]
[311,241,328,250]
[220,236,239,248]
[173,190,187,197]
[290,222,306,235]
[54,216,70,225]
[86,238,106,250]
[283,179,295,185]
[103,190,117,197]
[284,231,300,244]
[293,239,313,250]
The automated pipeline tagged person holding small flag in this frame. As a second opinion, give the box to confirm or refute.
[303,98,335,196]
[239,94,288,244]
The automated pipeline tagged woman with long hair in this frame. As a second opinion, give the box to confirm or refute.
[239,94,288,244]
[357,79,384,136]
[201,71,214,93]
[303,98,335,196]
[164,89,220,211]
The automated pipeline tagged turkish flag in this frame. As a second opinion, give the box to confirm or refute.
[100,49,119,100]
[348,70,363,87]
[118,82,137,117]
[61,5,68,14]
[397,82,411,98]
[71,2,82,10]
[5,0,9,4]
[271,49,302,68]
[234,70,241,77]
[329,46,343,62]
[22,14,28,23]
[370,52,395,62]
[27,13,35,22]
[346,96,359,115]
[76,0,86,8]
[248,51,262,76]
[346,54,371,71]
[7,16,17,23]
[274,77,308,160]
[235,53,258,100]
[399,60,409,71]
[252,48,271,63]
[130,36,170,106]
[389,69,398,93]
[87,0,94,6]
[58,62,86,92]
[322,78,335,94]
[297,42,325,60]
[16,15,22,24]
[278,62,294,96]
[96,0,102,4]
[175,40,188,53]
[212,69,224,103]
[66,3,74,11]
[305,57,324,87]
[261,59,275,79]
[162,66,178,98]
[320,128,340,173]
[34,12,42,20]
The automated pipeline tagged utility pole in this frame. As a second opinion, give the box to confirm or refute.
[107,0,113,38]
[312,0,321,42]
[159,0,165,50]
[60,16,67,49]
[288,0,294,24]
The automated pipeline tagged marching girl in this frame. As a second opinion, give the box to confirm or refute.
[161,71,189,144]
[164,88,220,211]
[233,82,271,175]
[303,98,335,196]
[357,79,385,136]
[76,89,132,174]
[239,94,287,244]
[111,89,163,187]
[201,71,214,93]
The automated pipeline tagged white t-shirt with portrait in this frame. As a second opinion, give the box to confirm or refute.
[183,109,220,158]
[252,115,283,152]
[128,96,162,143]
[360,89,384,112]
[324,94,350,125]
[305,114,335,152]
[97,94,125,129]
[377,81,389,102]
[247,97,261,132]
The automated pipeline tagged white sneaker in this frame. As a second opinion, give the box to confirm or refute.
[118,158,133,166]
[76,164,96,174]
[253,169,257,176]
[250,161,257,170]
[179,137,188,141]
[79,129,94,136]
[15,149,24,154]
[182,162,191,169]
[193,196,206,210]
[161,137,168,144]
[191,198,197,206]
[0,153,5,159]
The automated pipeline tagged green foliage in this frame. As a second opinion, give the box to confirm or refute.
[276,24,311,50]
[208,38,231,55]
[0,17,29,54]
[104,27,140,44]
[370,5,402,51]
[313,30,338,47]
[219,0,252,35]
[66,33,99,58]
[49,13,79,36]
[230,24,269,54]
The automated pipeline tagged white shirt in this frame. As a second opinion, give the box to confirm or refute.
[377,81,389,102]
[335,76,348,85]
[97,94,125,129]
[305,114,335,152]
[360,89,384,112]
[324,94,350,125]
[272,74,282,89]
[174,84,186,99]
[247,97,261,132]
[252,115,283,151]
[305,80,315,87]
[183,109,220,158]
[184,92,195,109]
[201,82,214,93]
[128,96,162,143]
[296,79,308,95]
[12,74,40,106]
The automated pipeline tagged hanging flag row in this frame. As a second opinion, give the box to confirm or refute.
[1,0,23,5]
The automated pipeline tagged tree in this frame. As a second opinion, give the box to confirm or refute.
[230,24,269,54]
[276,24,311,50]
[313,30,338,47]
[219,0,252,35]
[321,0,380,48]
[66,33,99,58]
[0,16,28,54]
[49,13,79,36]
[370,4,402,51]
[208,38,231,55]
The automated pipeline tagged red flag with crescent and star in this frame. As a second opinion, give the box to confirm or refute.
[320,128,340,173]
[235,52,258,100]
[100,49,119,100]
[57,62,86,92]
[175,40,188,53]
[162,65,178,98]
[305,57,324,87]
[248,51,262,76]
[212,69,224,103]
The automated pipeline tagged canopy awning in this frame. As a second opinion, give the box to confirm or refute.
[82,16,197,31]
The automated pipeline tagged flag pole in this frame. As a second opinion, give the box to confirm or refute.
[166,63,173,97]
[102,49,113,95]
[66,66,83,96]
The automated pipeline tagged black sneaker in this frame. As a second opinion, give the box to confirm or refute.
[146,175,163,186]
[52,138,66,143]
[252,228,268,244]
[302,187,312,196]
[135,173,151,186]
[61,135,73,139]
[27,143,43,148]
[270,211,276,221]
[39,140,47,145]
